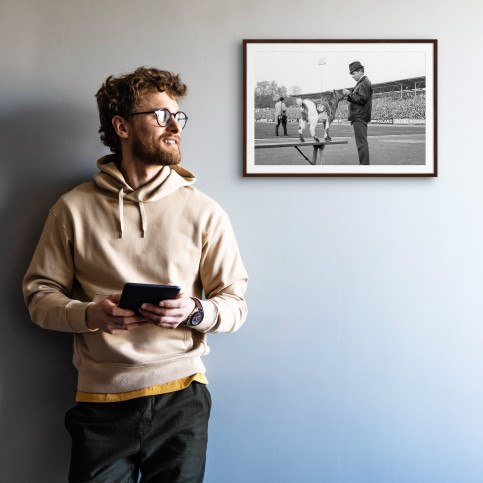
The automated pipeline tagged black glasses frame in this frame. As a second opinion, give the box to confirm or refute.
[131,108,188,128]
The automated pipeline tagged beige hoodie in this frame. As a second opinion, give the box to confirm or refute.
[23,155,248,394]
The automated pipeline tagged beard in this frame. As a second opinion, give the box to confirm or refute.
[131,130,182,167]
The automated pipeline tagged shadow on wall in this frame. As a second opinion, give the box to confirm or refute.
[0,105,100,482]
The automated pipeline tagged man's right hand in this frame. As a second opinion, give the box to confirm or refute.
[86,294,148,334]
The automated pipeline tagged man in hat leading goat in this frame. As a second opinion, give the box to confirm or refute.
[343,61,373,165]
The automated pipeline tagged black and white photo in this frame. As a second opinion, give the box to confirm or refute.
[243,39,437,177]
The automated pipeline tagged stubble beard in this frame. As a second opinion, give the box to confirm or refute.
[131,130,182,167]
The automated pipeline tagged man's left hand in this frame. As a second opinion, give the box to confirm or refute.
[138,292,195,329]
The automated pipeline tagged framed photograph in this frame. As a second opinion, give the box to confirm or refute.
[243,39,437,177]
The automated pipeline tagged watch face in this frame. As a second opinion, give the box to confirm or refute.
[187,310,203,327]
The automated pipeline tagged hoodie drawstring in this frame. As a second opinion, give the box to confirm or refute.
[118,188,124,238]
[139,201,147,238]
[118,188,148,238]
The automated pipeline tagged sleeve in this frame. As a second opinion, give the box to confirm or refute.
[194,211,248,334]
[347,79,371,106]
[22,210,93,333]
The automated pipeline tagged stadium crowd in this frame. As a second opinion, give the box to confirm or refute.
[254,93,426,121]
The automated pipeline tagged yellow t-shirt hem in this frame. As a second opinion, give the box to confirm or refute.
[75,373,208,403]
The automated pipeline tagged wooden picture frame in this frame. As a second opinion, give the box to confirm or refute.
[243,39,437,177]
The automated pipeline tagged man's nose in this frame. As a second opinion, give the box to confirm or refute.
[167,117,181,132]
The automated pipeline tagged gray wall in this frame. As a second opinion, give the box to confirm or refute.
[1,1,483,482]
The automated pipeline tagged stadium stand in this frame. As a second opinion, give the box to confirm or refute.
[255,76,426,123]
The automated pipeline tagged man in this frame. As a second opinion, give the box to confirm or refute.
[343,61,373,165]
[23,67,248,482]
[274,96,288,136]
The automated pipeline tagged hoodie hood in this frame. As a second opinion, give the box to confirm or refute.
[93,154,196,237]
[93,154,195,202]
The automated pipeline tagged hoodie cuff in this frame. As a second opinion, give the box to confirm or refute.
[66,300,99,333]
[193,299,218,332]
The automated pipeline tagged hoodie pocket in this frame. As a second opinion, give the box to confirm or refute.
[79,325,191,367]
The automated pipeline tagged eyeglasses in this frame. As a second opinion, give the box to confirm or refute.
[131,108,188,129]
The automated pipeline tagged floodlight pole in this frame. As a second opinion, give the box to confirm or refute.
[319,57,326,99]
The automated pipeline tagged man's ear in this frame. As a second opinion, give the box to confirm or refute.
[112,115,130,139]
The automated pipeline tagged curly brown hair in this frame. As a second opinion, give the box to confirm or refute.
[95,67,187,154]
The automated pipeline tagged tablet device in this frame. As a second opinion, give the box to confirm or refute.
[118,283,181,312]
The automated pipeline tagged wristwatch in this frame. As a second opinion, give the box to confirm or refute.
[185,298,204,327]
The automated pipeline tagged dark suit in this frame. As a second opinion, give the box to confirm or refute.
[347,75,373,165]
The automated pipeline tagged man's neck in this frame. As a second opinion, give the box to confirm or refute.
[120,156,165,190]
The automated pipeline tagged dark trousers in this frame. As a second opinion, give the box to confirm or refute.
[276,116,287,135]
[352,121,370,165]
[65,382,211,483]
